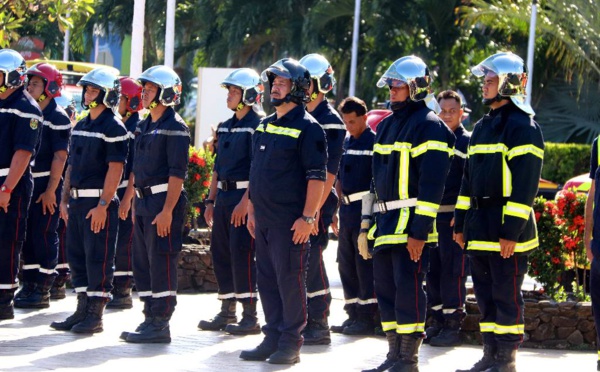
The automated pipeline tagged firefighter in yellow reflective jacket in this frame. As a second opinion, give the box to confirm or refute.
[360,56,455,372]
[453,52,544,372]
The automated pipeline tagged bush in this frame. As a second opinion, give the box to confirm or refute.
[542,142,591,183]
[184,146,214,221]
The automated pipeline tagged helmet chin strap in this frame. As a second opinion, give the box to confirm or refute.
[38,93,47,102]
[270,93,292,107]
[483,94,504,106]
[390,99,410,112]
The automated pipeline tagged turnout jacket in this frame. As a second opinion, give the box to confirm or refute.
[369,100,455,253]
[438,125,471,222]
[454,102,544,255]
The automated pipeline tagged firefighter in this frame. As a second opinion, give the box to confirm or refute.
[239,58,326,364]
[120,65,189,344]
[15,63,71,309]
[332,96,378,335]
[360,56,455,372]
[424,90,471,347]
[107,77,143,310]
[0,49,43,320]
[454,52,544,372]
[198,68,263,335]
[298,53,345,345]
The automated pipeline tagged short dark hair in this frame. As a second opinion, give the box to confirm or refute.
[437,90,462,106]
[338,96,368,117]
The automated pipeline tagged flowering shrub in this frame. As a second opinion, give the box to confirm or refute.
[184,146,214,220]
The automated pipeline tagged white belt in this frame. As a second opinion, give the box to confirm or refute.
[373,198,417,213]
[135,183,169,199]
[437,204,455,213]
[70,188,103,199]
[342,191,369,205]
[32,171,51,178]
[217,180,249,191]
[117,180,129,189]
[0,168,8,177]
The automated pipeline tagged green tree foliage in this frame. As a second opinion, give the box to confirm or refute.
[541,142,591,183]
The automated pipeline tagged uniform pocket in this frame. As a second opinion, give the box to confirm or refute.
[91,208,119,262]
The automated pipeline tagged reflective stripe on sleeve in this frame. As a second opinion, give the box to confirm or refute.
[456,196,471,210]
[504,201,532,220]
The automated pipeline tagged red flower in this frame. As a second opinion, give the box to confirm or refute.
[203,180,210,187]
[194,173,201,181]
[195,207,200,214]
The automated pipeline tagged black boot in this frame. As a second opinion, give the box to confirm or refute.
[343,313,375,336]
[240,339,278,361]
[14,282,36,301]
[303,318,331,345]
[15,280,51,309]
[362,331,398,372]
[268,348,300,364]
[50,273,69,300]
[107,278,133,309]
[198,299,237,330]
[225,301,261,335]
[424,309,443,344]
[51,293,88,330]
[0,290,15,320]
[456,342,497,372]
[482,347,516,372]
[389,335,422,372]
[71,297,108,334]
[430,310,465,347]
[331,304,357,333]
[120,298,153,340]
[125,316,171,343]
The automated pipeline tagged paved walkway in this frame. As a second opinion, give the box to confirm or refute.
[0,241,596,371]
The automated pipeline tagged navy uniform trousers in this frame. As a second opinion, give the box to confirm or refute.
[66,203,119,298]
[590,258,600,360]
[426,217,468,314]
[56,218,69,274]
[211,201,257,303]
[114,202,134,287]
[0,192,32,291]
[255,225,309,352]
[373,244,431,336]
[469,254,527,348]
[306,219,332,321]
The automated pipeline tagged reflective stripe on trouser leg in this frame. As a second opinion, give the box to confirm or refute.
[393,244,429,335]
[114,210,134,282]
[55,218,70,274]
[210,203,235,299]
[373,249,397,332]
[306,227,331,320]
[255,225,308,352]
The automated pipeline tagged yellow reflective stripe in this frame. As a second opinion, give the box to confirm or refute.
[456,196,470,210]
[507,144,544,161]
[480,322,495,333]
[410,140,452,158]
[256,124,265,132]
[374,233,438,247]
[468,144,508,155]
[395,208,410,234]
[367,223,377,240]
[598,350,600,360]
[504,202,532,220]
[494,323,524,334]
[373,143,395,155]
[468,237,538,253]
[502,156,512,197]
[381,321,397,332]
[263,123,301,138]
[415,200,439,218]
[399,145,409,199]
[396,322,425,334]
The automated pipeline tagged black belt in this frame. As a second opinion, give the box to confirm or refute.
[218,180,247,192]
[470,196,509,210]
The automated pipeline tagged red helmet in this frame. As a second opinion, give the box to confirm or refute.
[27,63,63,99]
[366,109,392,132]
[119,76,143,113]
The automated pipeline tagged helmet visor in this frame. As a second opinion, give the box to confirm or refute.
[261,60,292,82]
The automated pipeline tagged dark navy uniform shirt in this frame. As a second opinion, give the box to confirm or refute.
[117,112,141,200]
[133,107,190,216]
[0,86,43,197]
[589,137,600,258]
[68,108,128,213]
[249,105,327,228]
[438,125,470,222]
[339,127,375,231]
[214,110,260,206]
[32,99,71,196]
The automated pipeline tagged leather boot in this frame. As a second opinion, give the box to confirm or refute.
[424,309,444,344]
[71,297,108,334]
[198,299,237,330]
[482,347,516,372]
[14,282,36,301]
[343,313,375,336]
[225,301,261,335]
[15,278,52,309]
[331,304,357,333]
[268,348,300,364]
[107,278,133,309]
[0,290,15,320]
[120,298,153,340]
[125,316,171,343]
[430,310,465,347]
[50,273,69,300]
[361,331,398,372]
[239,339,278,361]
[303,318,331,345]
[456,341,497,372]
[51,293,88,330]
[389,335,422,372]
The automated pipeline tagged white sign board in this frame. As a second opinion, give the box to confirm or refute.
[194,67,237,148]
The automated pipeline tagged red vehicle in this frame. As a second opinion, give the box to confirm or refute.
[365,109,392,132]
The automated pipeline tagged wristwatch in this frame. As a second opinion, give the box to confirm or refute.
[301,215,315,224]
[204,199,215,206]
[98,199,108,207]
[0,184,12,194]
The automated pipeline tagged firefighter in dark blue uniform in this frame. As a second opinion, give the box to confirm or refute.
[360,56,455,372]
[50,68,127,334]
[51,91,77,300]
[120,65,189,344]
[198,68,263,335]
[0,49,43,320]
[424,90,471,347]
[332,97,378,335]
[15,63,71,309]
[106,77,143,310]
[239,58,327,365]
[298,53,345,345]
[454,52,544,372]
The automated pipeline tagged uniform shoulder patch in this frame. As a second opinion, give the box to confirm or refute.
[30,118,39,130]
